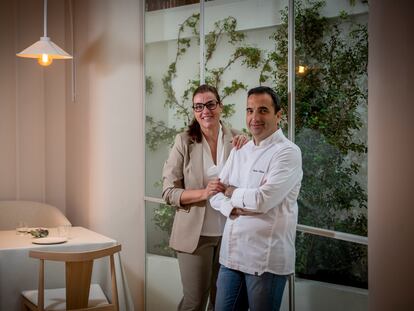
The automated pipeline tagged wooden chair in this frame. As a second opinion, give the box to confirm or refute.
[21,244,122,311]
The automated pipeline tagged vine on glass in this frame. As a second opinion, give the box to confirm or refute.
[147,0,368,288]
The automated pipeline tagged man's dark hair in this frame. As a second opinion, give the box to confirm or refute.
[247,86,281,113]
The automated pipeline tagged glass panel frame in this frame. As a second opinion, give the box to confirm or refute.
[144,0,369,296]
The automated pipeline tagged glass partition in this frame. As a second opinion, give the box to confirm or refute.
[145,2,200,198]
[202,0,288,131]
[145,0,369,309]
[293,0,368,289]
[296,232,368,288]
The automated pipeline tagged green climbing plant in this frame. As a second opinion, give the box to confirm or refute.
[259,0,368,287]
[146,13,262,151]
[147,12,263,257]
[146,0,368,288]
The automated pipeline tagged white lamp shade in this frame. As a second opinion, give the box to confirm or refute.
[16,36,72,60]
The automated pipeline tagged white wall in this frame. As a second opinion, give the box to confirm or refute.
[0,0,145,309]
[66,0,145,309]
[0,0,66,211]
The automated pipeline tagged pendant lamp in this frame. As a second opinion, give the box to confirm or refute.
[16,0,72,66]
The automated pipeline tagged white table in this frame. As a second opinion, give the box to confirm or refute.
[0,227,133,311]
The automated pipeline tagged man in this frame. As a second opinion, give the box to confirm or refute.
[210,86,303,311]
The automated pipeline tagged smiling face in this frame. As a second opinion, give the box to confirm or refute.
[246,93,282,144]
[193,91,222,131]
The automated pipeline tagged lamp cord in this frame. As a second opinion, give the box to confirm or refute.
[69,0,76,102]
[43,0,47,37]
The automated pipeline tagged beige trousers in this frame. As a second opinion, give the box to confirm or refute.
[177,236,222,311]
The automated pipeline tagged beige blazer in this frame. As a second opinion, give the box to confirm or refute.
[162,125,240,253]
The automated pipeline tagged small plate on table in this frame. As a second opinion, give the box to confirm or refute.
[32,237,67,245]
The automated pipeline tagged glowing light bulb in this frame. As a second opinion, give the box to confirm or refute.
[37,54,53,66]
[298,65,306,74]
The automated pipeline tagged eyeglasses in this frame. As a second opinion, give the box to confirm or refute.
[192,100,219,112]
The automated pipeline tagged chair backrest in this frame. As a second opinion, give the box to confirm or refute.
[29,244,122,311]
[0,200,71,230]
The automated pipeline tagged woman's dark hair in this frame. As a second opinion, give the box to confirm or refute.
[247,86,281,113]
[188,84,221,143]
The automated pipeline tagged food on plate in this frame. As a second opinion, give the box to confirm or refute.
[29,228,49,238]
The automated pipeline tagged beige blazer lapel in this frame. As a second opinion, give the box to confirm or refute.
[188,141,204,188]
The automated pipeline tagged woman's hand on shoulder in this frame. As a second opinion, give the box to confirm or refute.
[232,134,249,150]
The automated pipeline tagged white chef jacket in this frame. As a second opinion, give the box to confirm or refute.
[210,129,302,275]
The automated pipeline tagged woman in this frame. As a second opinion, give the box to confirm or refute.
[162,84,246,311]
